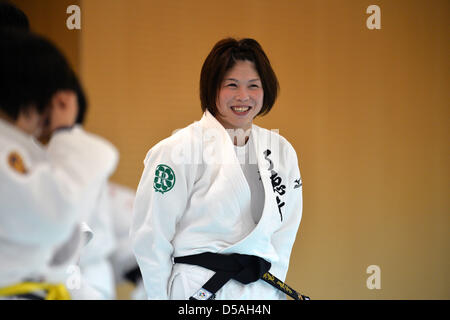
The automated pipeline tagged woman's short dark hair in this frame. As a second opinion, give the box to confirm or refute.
[0,1,30,31]
[0,29,79,120]
[200,38,279,117]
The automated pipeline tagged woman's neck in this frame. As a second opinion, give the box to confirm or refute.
[225,128,251,146]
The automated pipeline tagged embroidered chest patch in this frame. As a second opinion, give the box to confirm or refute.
[153,164,176,194]
[263,149,286,222]
[8,151,28,174]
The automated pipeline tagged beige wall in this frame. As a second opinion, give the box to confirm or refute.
[12,0,450,299]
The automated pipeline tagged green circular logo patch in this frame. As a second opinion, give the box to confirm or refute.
[153,164,176,194]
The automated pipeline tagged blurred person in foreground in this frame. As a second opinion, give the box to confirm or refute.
[0,28,118,299]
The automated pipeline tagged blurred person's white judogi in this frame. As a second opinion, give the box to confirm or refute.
[0,120,118,299]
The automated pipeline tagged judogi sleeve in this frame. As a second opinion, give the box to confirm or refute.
[130,140,191,300]
[270,144,303,281]
[0,127,118,247]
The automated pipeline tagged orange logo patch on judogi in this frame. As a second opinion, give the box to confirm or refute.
[8,151,28,174]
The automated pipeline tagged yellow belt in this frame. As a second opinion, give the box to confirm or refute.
[0,282,71,300]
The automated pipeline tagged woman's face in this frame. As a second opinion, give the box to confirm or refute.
[215,60,264,131]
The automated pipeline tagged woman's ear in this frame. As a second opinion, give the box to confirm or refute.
[48,90,78,132]
[50,90,77,110]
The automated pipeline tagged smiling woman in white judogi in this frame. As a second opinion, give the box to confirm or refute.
[131,38,306,300]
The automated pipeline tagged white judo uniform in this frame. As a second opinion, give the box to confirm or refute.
[108,182,137,283]
[107,182,147,300]
[0,119,118,297]
[131,110,303,300]
[78,182,117,300]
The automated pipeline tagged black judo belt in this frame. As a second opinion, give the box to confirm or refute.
[173,252,310,301]
[124,265,142,285]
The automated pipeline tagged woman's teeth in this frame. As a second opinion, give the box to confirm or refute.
[231,106,250,112]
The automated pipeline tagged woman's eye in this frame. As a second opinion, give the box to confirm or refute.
[226,83,237,88]
[250,84,260,88]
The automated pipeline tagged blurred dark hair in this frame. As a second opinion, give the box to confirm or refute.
[0,1,88,124]
[200,38,279,117]
[0,29,80,120]
[0,1,30,31]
